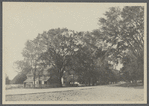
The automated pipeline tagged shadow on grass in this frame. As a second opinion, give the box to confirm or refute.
[108,82,144,89]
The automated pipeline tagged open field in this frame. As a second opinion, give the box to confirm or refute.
[6,84,144,101]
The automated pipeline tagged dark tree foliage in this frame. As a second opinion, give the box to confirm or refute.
[98,6,144,83]
[5,75,10,84]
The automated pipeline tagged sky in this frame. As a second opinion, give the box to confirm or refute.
[3,2,139,80]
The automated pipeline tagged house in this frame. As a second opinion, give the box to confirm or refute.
[62,70,79,86]
[24,71,52,88]
[23,66,60,88]
[24,65,81,88]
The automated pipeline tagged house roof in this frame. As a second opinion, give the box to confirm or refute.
[24,79,34,83]
[24,77,50,83]
[40,76,50,81]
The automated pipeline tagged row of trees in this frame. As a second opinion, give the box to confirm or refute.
[14,6,144,86]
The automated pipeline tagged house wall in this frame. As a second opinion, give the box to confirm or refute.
[25,82,33,88]
[25,79,60,88]
[24,73,62,88]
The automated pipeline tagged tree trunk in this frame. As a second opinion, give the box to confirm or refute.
[33,73,35,88]
[59,72,63,87]
[33,65,36,88]
[39,75,41,88]
[59,78,62,87]
[88,78,91,86]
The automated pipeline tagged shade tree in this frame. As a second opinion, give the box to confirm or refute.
[98,6,144,83]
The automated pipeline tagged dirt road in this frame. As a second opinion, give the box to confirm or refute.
[6,85,144,101]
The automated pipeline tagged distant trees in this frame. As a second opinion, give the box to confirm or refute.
[5,74,10,84]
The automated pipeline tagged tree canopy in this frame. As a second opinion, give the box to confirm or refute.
[13,6,144,85]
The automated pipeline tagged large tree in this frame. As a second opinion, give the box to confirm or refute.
[98,6,144,82]
[37,28,79,86]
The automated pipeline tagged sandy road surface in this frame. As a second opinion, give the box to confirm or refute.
[5,86,94,95]
[6,85,144,101]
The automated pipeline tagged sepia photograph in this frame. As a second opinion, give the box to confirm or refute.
[3,2,147,104]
